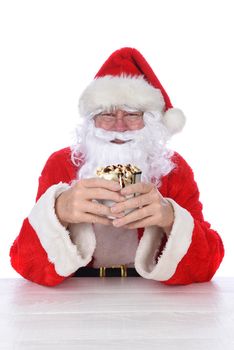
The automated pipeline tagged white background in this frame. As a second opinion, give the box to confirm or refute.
[0,0,233,278]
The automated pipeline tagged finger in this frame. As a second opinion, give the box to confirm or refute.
[85,187,125,202]
[79,178,121,191]
[82,201,111,217]
[112,205,154,227]
[120,182,154,196]
[125,216,156,229]
[110,192,154,214]
[82,213,112,226]
[82,201,125,219]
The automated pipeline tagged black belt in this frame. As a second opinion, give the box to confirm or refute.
[73,265,140,277]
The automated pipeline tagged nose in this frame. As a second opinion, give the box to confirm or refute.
[111,110,129,131]
[113,118,128,131]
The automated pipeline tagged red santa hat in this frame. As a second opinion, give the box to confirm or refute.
[79,47,186,134]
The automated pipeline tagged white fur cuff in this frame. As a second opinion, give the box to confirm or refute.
[135,198,194,281]
[28,183,96,277]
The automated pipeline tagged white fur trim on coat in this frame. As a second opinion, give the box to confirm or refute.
[79,75,165,116]
[134,198,194,281]
[28,183,96,277]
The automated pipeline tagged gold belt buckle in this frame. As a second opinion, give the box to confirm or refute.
[99,266,106,277]
[99,265,127,277]
[120,265,127,277]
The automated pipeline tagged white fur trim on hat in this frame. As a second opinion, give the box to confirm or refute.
[163,108,186,134]
[79,75,165,116]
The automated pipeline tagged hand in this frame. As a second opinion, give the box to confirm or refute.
[55,178,126,227]
[110,182,174,232]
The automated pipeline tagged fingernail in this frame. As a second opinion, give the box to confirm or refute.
[111,206,117,213]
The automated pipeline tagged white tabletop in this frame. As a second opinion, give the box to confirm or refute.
[0,277,233,350]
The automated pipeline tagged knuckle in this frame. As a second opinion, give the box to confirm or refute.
[74,185,84,198]
[135,197,143,207]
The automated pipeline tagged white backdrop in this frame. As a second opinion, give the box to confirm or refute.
[0,0,233,278]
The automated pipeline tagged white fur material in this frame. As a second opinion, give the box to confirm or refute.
[28,183,96,277]
[163,108,186,134]
[135,198,194,281]
[79,75,165,116]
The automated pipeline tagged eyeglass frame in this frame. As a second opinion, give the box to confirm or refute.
[94,110,144,126]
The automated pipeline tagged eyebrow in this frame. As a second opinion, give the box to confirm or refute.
[100,110,143,115]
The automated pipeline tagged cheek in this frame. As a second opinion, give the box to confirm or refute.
[128,122,145,131]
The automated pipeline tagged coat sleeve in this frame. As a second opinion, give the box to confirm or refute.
[9,150,96,286]
[134,154,224,285]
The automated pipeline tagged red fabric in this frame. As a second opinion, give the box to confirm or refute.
[10,218,67,287]
[10,147,76,287]
[159,155,224,285]
[10,147,224,286]
[95,47,173,111]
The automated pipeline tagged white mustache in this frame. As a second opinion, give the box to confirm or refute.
[94,127,145,142]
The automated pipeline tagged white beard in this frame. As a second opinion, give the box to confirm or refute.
[71,112,175,187]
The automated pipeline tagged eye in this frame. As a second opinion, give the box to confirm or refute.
[125,112,142,117]
[102,113,114,117]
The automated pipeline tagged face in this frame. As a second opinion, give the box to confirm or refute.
[74,110,174,184]
[94,109,144,144]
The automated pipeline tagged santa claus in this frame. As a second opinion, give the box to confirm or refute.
[10,47,224,286]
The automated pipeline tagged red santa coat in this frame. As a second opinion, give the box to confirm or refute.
[10,147,224,286]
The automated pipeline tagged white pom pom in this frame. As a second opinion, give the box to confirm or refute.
[163,108,186,134]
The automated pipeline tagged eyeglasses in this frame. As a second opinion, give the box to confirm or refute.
[95,111,144,125]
